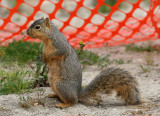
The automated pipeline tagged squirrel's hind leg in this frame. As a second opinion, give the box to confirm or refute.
[55,81,78,108]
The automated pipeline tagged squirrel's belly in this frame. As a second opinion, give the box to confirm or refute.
[48,61,61,79]
[48,70,61,93]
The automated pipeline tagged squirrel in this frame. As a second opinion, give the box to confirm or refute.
[27,18,141,108]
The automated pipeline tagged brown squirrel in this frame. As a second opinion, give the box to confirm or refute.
[27,18,141,108]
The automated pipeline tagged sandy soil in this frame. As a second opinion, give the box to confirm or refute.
[0,46,160,116]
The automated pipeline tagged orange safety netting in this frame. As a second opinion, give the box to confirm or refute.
[0,0,160,48]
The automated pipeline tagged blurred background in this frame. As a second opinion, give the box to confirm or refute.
[0,0,160,115]
[0,0,156,48]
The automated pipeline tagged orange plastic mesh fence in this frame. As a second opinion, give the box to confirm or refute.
[0,0,160,48]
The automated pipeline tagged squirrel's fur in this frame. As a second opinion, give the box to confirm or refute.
[27,18,141,108]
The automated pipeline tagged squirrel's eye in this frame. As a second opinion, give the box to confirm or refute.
[35,25,41,30]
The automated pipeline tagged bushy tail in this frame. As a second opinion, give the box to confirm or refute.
[79,67,141,105]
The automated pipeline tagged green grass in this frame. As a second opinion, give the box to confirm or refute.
[75,49,131,68]
[75,49,114,66]
[0,40,132,94]
[75,49,100,65]
[144,54,154,65]
[98,0,117,14]
[125,44,160,52]
[0,67,33,95]
[19,91,45,109]
[99,5,111,14]
[140,65,151,73]
[0,40,42,64]
[0,40,130,67]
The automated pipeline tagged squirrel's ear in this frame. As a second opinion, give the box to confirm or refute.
[44,18,51,28]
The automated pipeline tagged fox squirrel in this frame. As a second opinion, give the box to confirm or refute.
[27,18,141,108]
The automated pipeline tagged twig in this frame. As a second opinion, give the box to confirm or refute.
[40,64,47,76]
[27,63,35,72]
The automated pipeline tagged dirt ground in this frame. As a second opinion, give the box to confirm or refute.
[0,46,160,116]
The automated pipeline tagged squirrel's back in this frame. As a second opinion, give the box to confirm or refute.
[49,22,83,92]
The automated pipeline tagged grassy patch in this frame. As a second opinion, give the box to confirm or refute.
[75,41,130,67]
[75,49,131,68]
[139,65,151,73]
[0,40,42,64]
[75,49,113,66]
[29,62,49,88]
[19,91,45,109]
[0,40,132,91]
[144,53,154,65]
[75,49,100,65]
[125,44,160,52]
[0,67,33,95]
[0,40,130,67]
[0,40,48,87]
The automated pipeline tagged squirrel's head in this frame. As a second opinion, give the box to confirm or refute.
[27,17,52,39]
